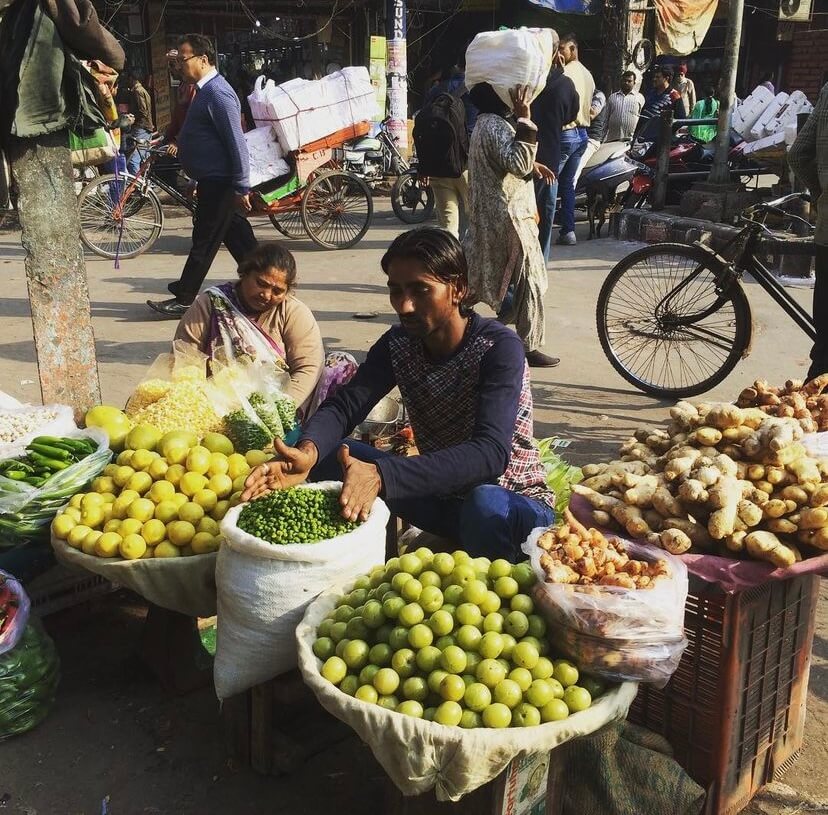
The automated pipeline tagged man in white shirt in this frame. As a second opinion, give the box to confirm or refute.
[605,71,645,142]
[556,33,594,246]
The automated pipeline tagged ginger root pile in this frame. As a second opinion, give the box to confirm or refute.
[574,400,828,568]
[737,375,828,432]
[536,509,671,590]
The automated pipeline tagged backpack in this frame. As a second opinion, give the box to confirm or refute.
[413,92,468,178]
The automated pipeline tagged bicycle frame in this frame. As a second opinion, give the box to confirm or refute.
[114,149,192,217]
[657,222,816,344]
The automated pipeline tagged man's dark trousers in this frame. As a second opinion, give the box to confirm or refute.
[808,244,828,380]
[169,178,257,304]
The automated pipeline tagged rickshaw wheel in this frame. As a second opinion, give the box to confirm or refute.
[268,209,305,239]
[300,170,373,250]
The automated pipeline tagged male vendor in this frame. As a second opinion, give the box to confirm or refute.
[242,228,555,561]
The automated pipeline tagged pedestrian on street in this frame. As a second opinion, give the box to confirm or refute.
[674,63,696,119]
[689,86,719,142]
[147,34,257,318]
[463,83,558,368]
[788,82,828,380]
[572,88,608,188]
[605,71,645,142]
[415,62,477,239]
[124,69,154,175]
[242,228,556,561]
[556,33,595,246]
[634,65,687,143]
[163,49,196,156]
[531,64,578,262]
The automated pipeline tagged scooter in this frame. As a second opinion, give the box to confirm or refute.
[574,141,647,238]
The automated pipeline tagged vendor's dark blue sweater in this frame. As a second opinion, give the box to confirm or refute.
[301,314,552,505]
[177,73,250,193]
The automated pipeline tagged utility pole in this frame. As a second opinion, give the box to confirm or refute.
[385,0,408,150]
[8,133,101,421]
[708,0,744,184]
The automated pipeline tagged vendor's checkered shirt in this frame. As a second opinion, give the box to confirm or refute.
[389,331,555,508]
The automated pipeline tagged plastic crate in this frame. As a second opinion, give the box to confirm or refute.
[26,564,115,617]
[628,574,819,815]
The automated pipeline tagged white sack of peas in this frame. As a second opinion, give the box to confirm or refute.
[215,482,389,700]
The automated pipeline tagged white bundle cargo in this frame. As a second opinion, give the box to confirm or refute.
[248,67,377,152]
[465,27,558,108]
[244,125,291,188]
[732,85,775,138]
[765,90,813,136]
[749,92,789,141]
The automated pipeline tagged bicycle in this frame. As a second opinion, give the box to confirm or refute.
[596,192,817,398]
[77,140,185,259]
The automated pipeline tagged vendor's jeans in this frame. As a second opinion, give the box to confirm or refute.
[126,128,152,175]
[557,128,588,235]
[310,440,555,562]
[534,176,559,263]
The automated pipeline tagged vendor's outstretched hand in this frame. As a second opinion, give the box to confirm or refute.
[338,445,381,522]
[240,438,317,502]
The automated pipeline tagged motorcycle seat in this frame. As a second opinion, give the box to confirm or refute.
[586,141,630,169]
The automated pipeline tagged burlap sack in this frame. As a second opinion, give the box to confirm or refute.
[51,534,217,617]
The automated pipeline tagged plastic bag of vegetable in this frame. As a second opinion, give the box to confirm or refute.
[0,429,111,547]
[0,569,30,655]
[0,617,60,740]
[0,390,76,458]
[522,525,688,686]
[536,438,582,514]
[213,361,297,453]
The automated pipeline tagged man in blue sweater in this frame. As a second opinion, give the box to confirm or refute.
[242,228,555,562]
[148,34,257,317]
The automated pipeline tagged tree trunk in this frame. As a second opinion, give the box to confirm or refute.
[7,131,101,420]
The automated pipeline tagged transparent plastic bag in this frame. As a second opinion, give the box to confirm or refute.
[213,361,297,453]
[0,618,60,740]
[0,569,31,655]
[522,527,688,641]
[0,390,77,458]
[0,429,111,547]
[522,527,688,687]
[125,342,226,436]
[548,625,686,688]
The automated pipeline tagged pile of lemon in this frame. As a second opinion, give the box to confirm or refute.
[51,425,270,561]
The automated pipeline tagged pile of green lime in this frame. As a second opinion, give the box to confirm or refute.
[313,548,605,728]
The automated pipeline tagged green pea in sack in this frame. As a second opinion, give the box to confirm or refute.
[215,483,389,700]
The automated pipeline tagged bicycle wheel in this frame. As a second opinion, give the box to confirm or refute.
[391,171,435,224]
[597,243,752,398]
[301,171,373,250]
[78,173,164,259]
[268,210,305,239]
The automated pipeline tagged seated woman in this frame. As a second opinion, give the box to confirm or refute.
[175,241,355,418]
[242,228,555,562]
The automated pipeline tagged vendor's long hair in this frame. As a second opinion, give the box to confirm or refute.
[381,228,471,315]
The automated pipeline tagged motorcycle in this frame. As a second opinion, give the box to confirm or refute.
[340,119,435,224]
[621,129,761,209]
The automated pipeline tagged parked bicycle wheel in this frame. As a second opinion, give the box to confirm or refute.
[268,210,305,239]
[596,243,752,398]
[78,173,164,259]
[301,171,373,250]
[391,170,435,224]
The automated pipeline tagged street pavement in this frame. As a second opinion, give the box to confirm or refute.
[0,203,825,814]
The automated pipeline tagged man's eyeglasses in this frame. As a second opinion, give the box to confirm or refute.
[175,54,201,64]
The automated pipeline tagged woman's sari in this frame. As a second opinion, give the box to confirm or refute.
[203,283,356,419]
